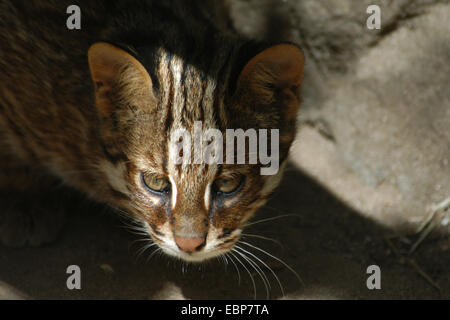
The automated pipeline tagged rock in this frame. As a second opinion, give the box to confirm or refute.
[229,0,450,232]
[0,281,28,300]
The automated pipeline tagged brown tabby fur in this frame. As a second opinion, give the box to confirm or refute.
[0,0,304,261]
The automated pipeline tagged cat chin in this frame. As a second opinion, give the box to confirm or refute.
[160,245,230,263]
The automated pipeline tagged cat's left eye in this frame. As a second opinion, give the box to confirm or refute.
[142,173,170,194]
[213,176,244,196]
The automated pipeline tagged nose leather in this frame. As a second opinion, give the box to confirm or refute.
[174,236,205,252]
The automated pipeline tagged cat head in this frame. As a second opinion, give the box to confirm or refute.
[88,41,304,262]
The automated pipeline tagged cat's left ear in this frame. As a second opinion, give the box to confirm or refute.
[88,42,156,116]
[236,44,305,120]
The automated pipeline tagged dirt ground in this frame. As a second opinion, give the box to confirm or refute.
[0,125,448,300]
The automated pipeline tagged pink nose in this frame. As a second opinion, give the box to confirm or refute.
[174,236,206,253]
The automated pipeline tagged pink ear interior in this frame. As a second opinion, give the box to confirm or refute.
[87,42,154,116]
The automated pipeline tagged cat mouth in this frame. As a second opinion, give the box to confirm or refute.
[134,220,242,262]
[159,244,232,263]
[145,228,240,263]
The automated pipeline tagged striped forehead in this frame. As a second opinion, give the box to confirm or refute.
[156,50,225,128]
[154,50,225,190]
[171,163,218,195]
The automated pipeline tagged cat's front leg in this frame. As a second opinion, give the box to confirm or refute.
[0,191,68,247]
[0,157,67,247]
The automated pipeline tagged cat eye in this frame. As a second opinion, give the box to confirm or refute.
[141,173,170,194]
[213,176,244,196]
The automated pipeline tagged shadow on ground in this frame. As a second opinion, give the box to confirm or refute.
[0,163,447,299]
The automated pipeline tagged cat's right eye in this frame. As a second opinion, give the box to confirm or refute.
[141,173,170,194]
[212,176,244,196]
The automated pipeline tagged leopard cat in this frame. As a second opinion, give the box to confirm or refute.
[0,0,304,262]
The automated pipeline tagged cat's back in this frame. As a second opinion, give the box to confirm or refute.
[0,1,107,119]
[0,0,235,169]
[0,0,228,109]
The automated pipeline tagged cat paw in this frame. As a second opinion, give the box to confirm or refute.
[0,194,67,248]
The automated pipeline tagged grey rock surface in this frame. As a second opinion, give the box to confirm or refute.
[231,0,450,231]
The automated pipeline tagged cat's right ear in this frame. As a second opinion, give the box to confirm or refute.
[236,44,305,121]
[88,42,155,116]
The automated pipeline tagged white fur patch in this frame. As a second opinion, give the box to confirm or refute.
[204,182,212,210]
[169,175,178,209]
[100,160,129,195]
[260,161,287,197]
[150,222,239,263]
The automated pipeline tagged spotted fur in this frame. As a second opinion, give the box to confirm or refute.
[0,0,304,260]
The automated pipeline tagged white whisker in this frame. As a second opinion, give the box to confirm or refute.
[235,244,285,297]
[146,247,163,263]
[240,241,304,286]
[234,246,270,299]
[241,233,284,248]
[225,253,242,285]
[230,251,257,300]
[222,255,229,266]
[244,214,299,228]
[136,242,158,260]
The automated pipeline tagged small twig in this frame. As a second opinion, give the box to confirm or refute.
[430,197,450,214]
[409,197,450,253]
[384,237,441,295]
[409,221,436,254]
[415,209,437,234]
[385,237,402,258]
[406,258,442,294]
